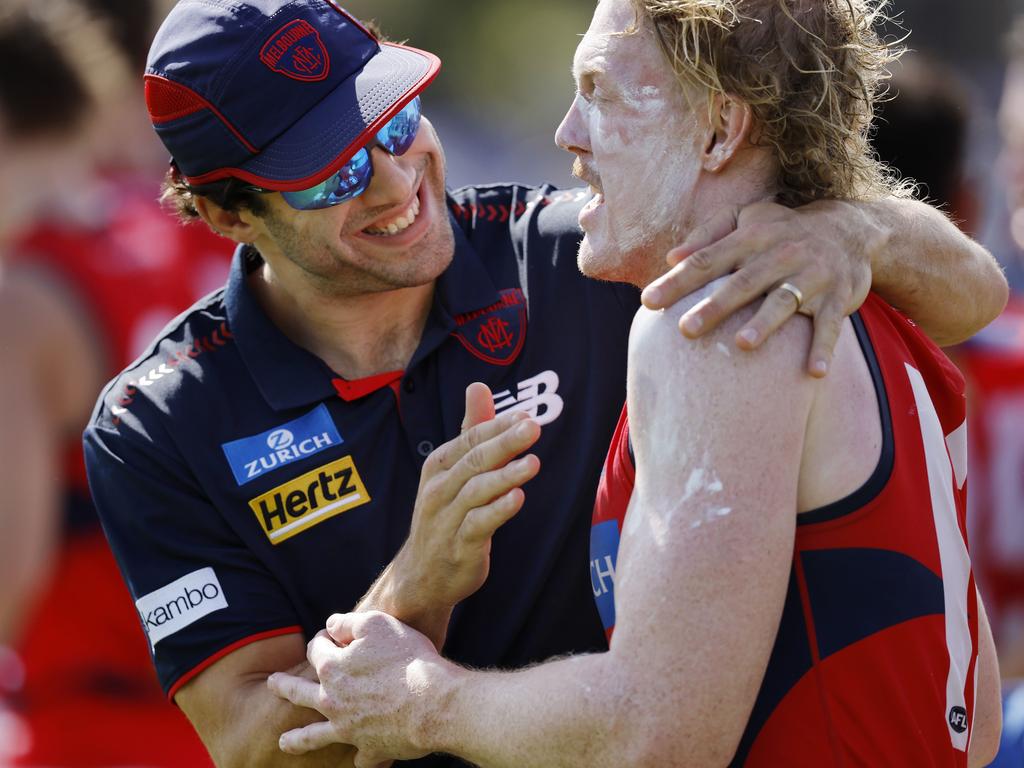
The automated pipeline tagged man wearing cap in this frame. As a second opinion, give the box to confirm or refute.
[83,0,1007,766]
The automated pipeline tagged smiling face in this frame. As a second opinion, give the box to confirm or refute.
[555,0,708,288]
[245,114,454,298]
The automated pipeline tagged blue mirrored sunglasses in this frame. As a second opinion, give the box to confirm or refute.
[249,97,422,211]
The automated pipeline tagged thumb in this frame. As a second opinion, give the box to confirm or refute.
[325,613,358,645]
[461,382,495,432]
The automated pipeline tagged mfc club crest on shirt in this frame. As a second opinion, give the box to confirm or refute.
[452,288,527,365]
[260,19,330,82]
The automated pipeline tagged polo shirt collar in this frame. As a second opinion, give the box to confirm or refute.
[224,205,502,411]
[225,245,339,412]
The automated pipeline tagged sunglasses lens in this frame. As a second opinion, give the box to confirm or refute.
[376,97,421,156]
[281,149,372,210]
[278,96,423,211]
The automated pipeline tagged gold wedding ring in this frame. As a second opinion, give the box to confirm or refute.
[778,282,804,310]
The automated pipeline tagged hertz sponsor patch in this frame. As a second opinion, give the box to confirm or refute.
[249,457,370,544]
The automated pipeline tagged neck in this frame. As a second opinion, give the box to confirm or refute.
[251,260,435,380]
[640,169,778,289]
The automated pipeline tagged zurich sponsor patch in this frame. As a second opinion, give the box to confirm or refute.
[135,567,228,647]
[590,520,620,632]
[222,404,342,486]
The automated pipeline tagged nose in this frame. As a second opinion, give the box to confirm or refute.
[360,144,417,207]
[555,94,591,157]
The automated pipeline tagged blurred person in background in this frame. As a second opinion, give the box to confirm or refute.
[962,15,1024,768]
[0,0,230,764]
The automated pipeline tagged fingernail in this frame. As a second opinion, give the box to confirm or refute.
[682,314,703,335]
[738,328,759,346]
[812,360,828,376]
[326,616,340,632]
[516,421,535,438]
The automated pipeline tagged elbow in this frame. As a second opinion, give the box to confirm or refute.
[982,271,1011,330]
[969,721,1002,768]
[966,254,1010,343]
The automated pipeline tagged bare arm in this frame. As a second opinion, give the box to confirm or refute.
[860,197,1008,345]
[642,197,1009,373]
[175,634,358,768]
[271,294,817,767]
[969,593,1002,768]
[0,271,103,642]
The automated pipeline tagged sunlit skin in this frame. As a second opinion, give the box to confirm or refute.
[203,115,456,377]
[247,116,454,297]
[554,1,775,291]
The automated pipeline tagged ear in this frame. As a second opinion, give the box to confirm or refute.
[701,93,754,173]
[194,195,263,244]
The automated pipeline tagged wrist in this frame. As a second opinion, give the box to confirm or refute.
[409,655,464,756]
[360,553,453,645]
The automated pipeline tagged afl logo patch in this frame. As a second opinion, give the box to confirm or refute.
[948,706,968,734]
[260,19,330,82]
[452,288,527,366]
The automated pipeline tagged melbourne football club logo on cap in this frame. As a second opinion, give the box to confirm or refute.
[259,19,330,82]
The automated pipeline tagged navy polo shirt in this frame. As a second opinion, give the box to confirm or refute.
[84,184,637,761]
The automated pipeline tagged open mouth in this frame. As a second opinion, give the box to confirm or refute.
[363,194,422,237]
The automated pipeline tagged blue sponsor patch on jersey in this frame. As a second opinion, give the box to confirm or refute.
[222,404,342,486]
[590,519,620,631]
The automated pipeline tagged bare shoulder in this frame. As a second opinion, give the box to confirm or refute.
[628,278,812,387]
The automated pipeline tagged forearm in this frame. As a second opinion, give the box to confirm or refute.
[425,652,684,768]
[859,197,1008,344]
[197,669,358,768]
[356,555,453,650]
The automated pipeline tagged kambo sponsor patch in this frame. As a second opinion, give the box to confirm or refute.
[135,567,228,647]
[248,456,371,544]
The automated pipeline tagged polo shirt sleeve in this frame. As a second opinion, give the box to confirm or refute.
[84,416,302,700]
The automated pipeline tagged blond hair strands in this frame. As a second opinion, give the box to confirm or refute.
[629,0,910,206]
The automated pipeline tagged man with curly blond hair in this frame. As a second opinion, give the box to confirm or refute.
[266,1,1003,764]
[275,0,997,764]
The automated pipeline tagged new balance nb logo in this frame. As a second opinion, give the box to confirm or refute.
[493,370,564,426]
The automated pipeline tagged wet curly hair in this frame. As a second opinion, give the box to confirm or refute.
[629,0,909,206]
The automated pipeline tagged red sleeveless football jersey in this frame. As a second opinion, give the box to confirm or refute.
[591,292,978,767]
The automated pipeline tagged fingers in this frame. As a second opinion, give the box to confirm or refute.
[733,282,804,351]
[643,226,744,310]
[308,626,354,669]
[676,257,782,339]
[426,409,532,476]
[460,382,495,432]
[267,671,322,710]
[427,419,541,516]
[666,206,741,267]
[279,721,339,755]
[806,301,844,378]
[459,487,528,546]
[450,450,539,522]
[325,615,356,645]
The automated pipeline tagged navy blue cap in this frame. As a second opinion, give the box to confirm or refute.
[144,0,440,190]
